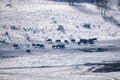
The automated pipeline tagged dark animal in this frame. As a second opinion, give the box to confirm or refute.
[36,44,45,49]
[46,39,52,42]
[88,38,97,45]
[64,40,69,44]
[13,44,20,49]
[80,39,88,44]
[71,39,75,43]
[32,43,36,47]
[32,43,44,48]
[78,39,90,45]
[32,43,37,48]
[46,39,53,44]
[83,23,91,29]
[55,40,61,43]
[78,38,97,45]
[0,40,6,44]
[89,41,95,45]
[89,38,97,41]
[26,49,31,53]
[52,44,65,49]
[78,41,82,45]
[5,32,8,35]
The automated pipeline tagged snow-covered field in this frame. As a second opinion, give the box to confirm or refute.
[0,0,120,80]
[0,39,120,80]
[0,0,120,43]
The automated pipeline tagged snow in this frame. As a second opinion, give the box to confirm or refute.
[0,39,120,80]
[0,0,120,80]
[0,0,120,43]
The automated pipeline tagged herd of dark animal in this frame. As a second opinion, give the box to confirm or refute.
[10,38,98,53]
[12,38,97,50]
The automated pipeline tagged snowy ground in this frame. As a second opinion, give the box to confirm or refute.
[0,0,120,80]
[0,0,120,43]
[0,39,120,80]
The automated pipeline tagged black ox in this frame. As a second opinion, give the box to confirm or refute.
[52,44,65,49]
[32,43,45,49]
[78,38,97,45]
[13,44,20,49]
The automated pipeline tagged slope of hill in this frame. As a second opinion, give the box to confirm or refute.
[0,1,120,80]
[0,0,120,44]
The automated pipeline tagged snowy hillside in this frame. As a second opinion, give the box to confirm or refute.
[0,0,120,80]
[0,0,120,44]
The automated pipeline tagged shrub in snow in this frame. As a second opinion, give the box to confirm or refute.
[26,36,30,41]
[53,20,57,24]
[22,27,26,31]
[5,31,8,35]
[0,40,6,44]
[41,29,45,34]
[10,25,20,30]
[83,23,91,29]
[57,25,65,33]
[118,0,120,11]
[103,16,120,26]
[76,25,79,28]
[2,25,8,30]
[26,44,30,48]
[98,25,101,27]
[5,4,13,8]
